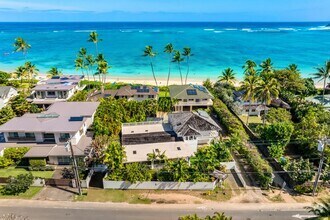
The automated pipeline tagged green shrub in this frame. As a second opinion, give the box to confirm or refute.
[1,173,34,195]
[68,90,88,101]
[3,147,30,164]
[294,183,314,194]
[0,157,13,168]
[212,99,247,139]
[29,159,46,168]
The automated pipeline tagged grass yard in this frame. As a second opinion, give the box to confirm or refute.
[75,189,152,204]
[0,186,42,199]
[239,115,263,124]
[0,167,54,179]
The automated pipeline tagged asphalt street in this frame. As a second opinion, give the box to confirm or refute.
[0,200,313,220]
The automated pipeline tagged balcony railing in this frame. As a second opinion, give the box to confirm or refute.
[175,100,213,106]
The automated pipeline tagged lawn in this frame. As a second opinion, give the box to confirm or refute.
[0,167,54,179]
[75,189,151,204]
[239,115,263,124]
[0,186,42,199]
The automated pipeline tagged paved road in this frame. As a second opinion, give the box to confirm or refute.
[0,200,313,220]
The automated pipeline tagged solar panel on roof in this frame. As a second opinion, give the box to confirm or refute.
[51,76,60,79]
[187,89,197,95]
[69,116,84,122]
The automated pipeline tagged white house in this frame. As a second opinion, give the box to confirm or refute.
[29,75,85,108]
[0,102,99,165]
[0,86,18,109]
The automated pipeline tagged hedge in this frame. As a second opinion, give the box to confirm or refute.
[212,98,273,188]
[212,99,247,139]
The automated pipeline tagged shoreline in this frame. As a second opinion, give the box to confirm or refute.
[5,70,324,89]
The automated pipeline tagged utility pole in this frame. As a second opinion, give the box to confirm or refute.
[312,138,328,196]
[67,141,82,196]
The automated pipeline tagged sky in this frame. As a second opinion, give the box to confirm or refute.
[0,0,329,22]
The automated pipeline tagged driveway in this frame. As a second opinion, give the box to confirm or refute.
[33,186,77,201]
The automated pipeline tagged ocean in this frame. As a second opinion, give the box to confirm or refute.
[0,22,329,81]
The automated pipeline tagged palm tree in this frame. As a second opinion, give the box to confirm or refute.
[218,68,236,85]
[143,46,158,86]
[182,47,193,84]
[164,43,174,88]
[86,54,95,81]
[313,61,330,103]
[305,198,330,219]
[96,59,109,94]
[75,57,85,76]
[240,75,261,125]
[14,65,27,85]
[147,150,157,169]
[78,48,89,80]
[24,62,39,91]
[13,37,31,61]
[260,58,274,78]
[47,67,62,78]
[242,60,257,76]
[255,77,279,125]
[172,50,184,85]
[286,64,300,74]
[88,31,102,55]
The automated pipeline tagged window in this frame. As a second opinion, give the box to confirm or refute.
[8,132,18,138]
[252,109,256,112]
[47,91,56,96]
[131,131,134,133]
[137,95,144,98]
[60,133,70,139]
[145,130,148,132]
[25,133,35,138]
[188,99,194,102]
[183,99,187,102]
[133,150,137,154]
[148,95,154,98]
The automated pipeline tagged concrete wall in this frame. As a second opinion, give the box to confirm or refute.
[220,161,236,170]
[103,180,216,190]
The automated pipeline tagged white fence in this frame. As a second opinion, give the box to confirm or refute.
[103,180,217,190]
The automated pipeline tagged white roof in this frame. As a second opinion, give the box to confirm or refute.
[124,141,195,163]
[122,122,172,135]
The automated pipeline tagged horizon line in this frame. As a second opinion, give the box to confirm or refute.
[0,21,329,23]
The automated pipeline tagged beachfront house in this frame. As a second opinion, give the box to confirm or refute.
[0,102,99,165]
[29,75,85,108]
[0,86,18,109]
[168,110,221,145]
[169,85,213,112]
[89,85,159,101]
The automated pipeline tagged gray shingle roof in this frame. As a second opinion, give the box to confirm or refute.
[168,110,221,137]
[169,85,213,100]
[0,86,15,99]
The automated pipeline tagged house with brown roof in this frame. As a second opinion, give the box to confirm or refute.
[0,102,99,165]
[90,85,159,101]
[29,75,85,108]
[169,85,213,112]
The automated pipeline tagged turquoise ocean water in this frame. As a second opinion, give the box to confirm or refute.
[0,22,329,80]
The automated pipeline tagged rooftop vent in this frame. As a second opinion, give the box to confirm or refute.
[37,114,59,118]
[177,147,181,151]
[133,150,137,154]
